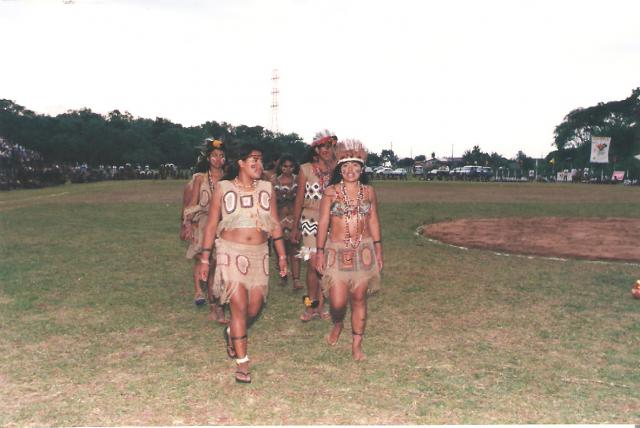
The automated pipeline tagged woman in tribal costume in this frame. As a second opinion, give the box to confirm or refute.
[182,138,228,323]
[274,153,302,289]
[290,131,337,322]
[198,143,287,384]
[315,139,383,361]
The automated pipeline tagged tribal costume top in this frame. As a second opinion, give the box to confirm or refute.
[274,174,298,207]
[298,163,330,259]
[216,179,277,235]
[300,163,328,212]
[184,172,215,259]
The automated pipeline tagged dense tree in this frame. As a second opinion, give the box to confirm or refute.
[397,157,414,168]
[0,99,306,168]
[380,149,397,166]
[366,152,382,166]
[462,145,491,166]
[553,87,640,175]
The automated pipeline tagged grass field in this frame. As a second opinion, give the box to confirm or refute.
[1,180,639,426]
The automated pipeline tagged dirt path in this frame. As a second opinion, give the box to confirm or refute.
[423,217,640,263]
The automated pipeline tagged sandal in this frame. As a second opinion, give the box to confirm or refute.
[194,291,206,306]
[235,355,251,384]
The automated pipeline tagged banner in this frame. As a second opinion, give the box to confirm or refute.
[590,136,610,163]
[611,171,625,181]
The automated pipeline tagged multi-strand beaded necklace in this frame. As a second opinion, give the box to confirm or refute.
[313,162,331,192]
[340,180,365,249]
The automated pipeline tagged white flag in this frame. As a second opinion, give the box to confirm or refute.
[590,137,610,163]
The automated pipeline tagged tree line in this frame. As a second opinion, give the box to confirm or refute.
[1,87,638,176]
[0,99,308,168]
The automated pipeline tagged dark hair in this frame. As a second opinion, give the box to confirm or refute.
[276,153,299,175]
[301,145,318,164]
[194,137,226,173]
[329,160,369,185]
[223,142,263,180]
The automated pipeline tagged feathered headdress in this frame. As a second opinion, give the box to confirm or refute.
[197,137,225,164]
[311,130,338,147]
[204,138,224,152]
[335,139,367,165]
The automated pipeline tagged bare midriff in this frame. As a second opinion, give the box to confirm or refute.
[221,228,269,245]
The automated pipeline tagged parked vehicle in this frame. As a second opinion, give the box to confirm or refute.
[391,168,408,179]
[427,166,450,180]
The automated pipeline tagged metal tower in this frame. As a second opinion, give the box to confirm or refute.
[270,69,279,133]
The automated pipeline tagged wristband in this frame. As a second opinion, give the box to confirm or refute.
[373,240,382,245]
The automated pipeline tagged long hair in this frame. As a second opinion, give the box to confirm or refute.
[223,142,263,180]
[329,161,369,185]
[276,153,300,176]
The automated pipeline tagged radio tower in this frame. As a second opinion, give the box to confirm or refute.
[270,69,279,133]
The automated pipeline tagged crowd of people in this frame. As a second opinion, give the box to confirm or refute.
[0,136,190,190]
[180,133,384,383]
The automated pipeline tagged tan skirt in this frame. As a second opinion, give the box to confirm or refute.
[212,238,270,304]
[321,238,381,296]
[185,211,207,259]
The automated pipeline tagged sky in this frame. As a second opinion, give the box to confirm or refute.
[1,0,639,160]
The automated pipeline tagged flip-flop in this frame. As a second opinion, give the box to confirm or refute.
[235,369,251,383]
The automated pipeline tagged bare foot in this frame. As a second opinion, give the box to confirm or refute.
[352,334,367,361]
[326,322,343,346]
[208,304,229,324]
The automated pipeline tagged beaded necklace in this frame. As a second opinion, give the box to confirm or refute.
[313,162,331,191]
[207,168,224,193]
[233,177,257,191]
[340,180,365,249]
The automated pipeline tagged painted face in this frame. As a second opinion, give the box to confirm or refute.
[315,142,335,162]
[340,161,363,182]
[239,150,263,179]
[209,149,225,169]
[280,161,294,175]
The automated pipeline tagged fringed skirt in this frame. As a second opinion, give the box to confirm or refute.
[185,211,207,260]
[320,238,381,296]
[212,238,270,304]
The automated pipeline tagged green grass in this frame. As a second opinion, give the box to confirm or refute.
[1,180,639,425]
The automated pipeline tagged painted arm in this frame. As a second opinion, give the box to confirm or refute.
[197,184,222,281]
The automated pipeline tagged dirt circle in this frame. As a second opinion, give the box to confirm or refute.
[422,217,640,263]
